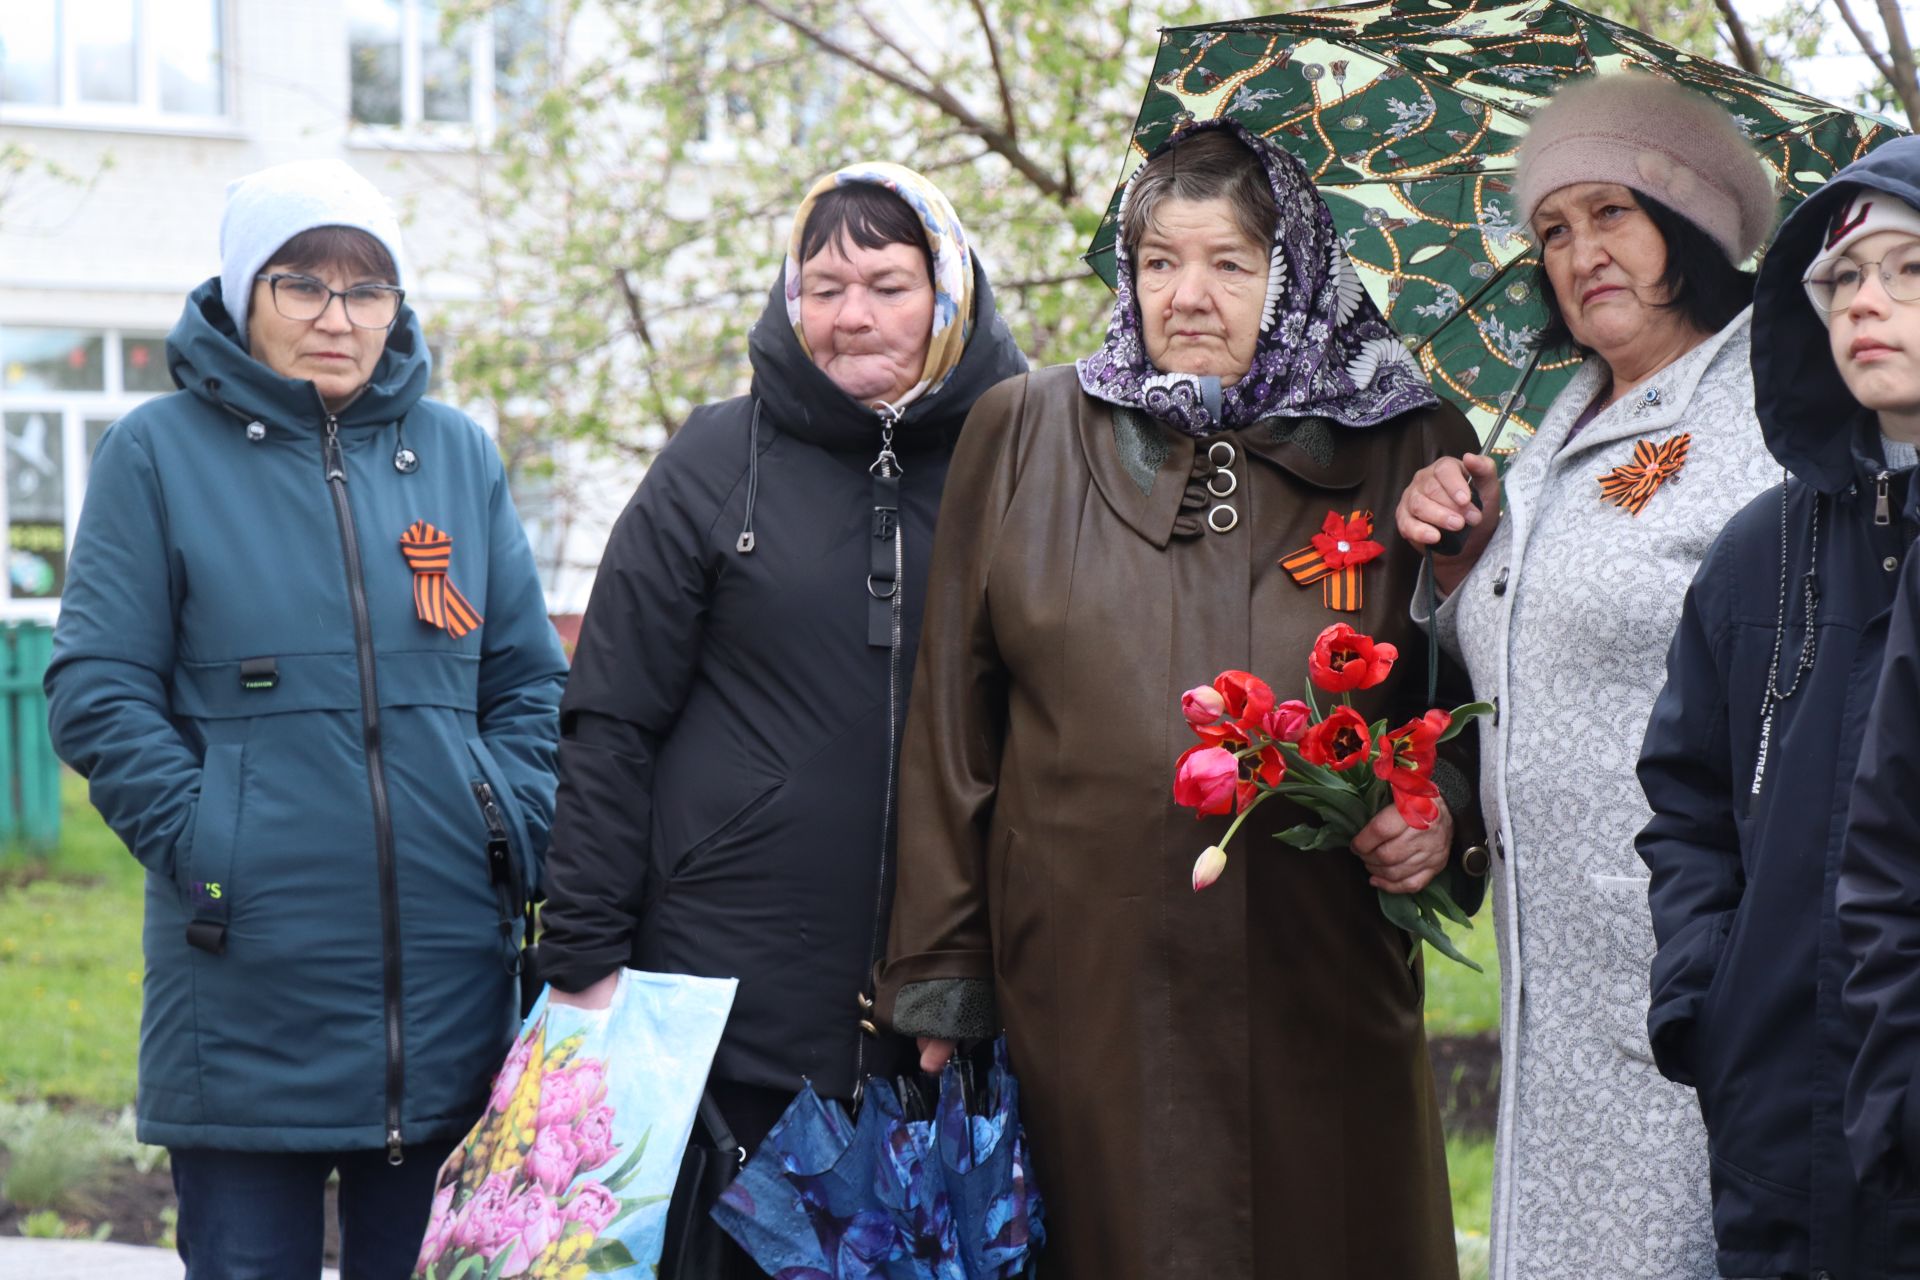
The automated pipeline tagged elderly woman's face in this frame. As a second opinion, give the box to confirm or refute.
[799,238,935,407]
[248,259,395,411]
[1135,197,1268,386]
[1533,182,1684,362]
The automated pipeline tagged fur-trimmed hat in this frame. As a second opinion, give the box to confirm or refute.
[1515,73,1777,262]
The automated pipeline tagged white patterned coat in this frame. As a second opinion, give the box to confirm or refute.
[1427,310,1780,1279]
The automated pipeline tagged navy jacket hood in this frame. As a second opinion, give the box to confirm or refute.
[1753,136,1920,492]
[746,256,1026,454]
[167,276,432,433]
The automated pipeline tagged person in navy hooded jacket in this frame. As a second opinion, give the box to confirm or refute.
[1638,134,1920,1280]
[45,159,567,1278]
[1835,142,1920,1278]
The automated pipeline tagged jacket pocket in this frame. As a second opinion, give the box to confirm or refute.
[1591,871,1658,1064]
[179,741,246,937]
[661,778,785,884]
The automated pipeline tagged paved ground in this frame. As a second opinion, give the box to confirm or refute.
[0,1239,339,1278]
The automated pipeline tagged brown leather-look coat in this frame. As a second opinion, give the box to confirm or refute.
[874,364,1485,1280]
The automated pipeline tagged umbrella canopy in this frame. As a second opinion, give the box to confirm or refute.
[1086,0,1905,448]
[710,1040,1044,1280]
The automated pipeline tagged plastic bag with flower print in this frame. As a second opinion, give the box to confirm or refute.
[411,970,737,1280]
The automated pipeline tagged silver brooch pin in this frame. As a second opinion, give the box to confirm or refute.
[245,421,266,442]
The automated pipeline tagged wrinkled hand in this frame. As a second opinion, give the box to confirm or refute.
[918,1037,957,1073]
[1350,798,1453,894]
[548,972,619,1010]
[1395,453,1501,595]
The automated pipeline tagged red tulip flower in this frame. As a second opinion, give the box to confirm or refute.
[1262,700,1311,745]
[1173,744,1240,816]
[1235,743,1286,813]
[1212,669,1275,734]
[1308,623,1398,693]
[1375,710,1452,830]
[1298,705,1372,771]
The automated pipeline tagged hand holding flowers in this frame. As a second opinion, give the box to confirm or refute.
[1173,624,1492,971]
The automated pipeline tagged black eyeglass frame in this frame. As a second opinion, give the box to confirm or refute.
[254,272,407,330]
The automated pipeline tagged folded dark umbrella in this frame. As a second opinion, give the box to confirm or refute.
[711,1039,1044,1279]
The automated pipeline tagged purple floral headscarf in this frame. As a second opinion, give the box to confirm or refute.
[1077,118,1439,438]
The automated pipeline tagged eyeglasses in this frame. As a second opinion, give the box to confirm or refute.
[1802,241,1920,313]
[255,273,406,329]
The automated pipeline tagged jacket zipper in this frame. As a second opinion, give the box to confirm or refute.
[322,411,408,1166]
[473,781,523,975]
[1876,470,1892,525]
[857,406,905,1092]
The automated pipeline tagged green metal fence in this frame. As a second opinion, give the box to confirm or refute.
[0,622,60,854]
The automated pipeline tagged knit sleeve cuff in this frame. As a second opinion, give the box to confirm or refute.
[888,979,998,1041]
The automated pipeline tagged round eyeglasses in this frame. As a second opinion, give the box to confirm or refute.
[256,273,406,329]
[1802,241,1920,313]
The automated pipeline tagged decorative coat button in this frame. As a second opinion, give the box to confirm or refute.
[245,421,266,442]
[858,1019,879,1038]
[1206,468,1237,498]
[1643,387,1662,406]
[1461,845,1491,877]
[856,992,874,1013]
[1207,504,1239,534]
[1885,556,1900,572]
[1208,440,1236,468]
[1493,566,1510,596]
[394,447,420,474]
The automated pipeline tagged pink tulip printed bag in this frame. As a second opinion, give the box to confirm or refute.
[411,970,737,1279]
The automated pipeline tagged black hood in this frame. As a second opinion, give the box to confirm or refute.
[1753,135,1920,493]
[746,255,1027,454]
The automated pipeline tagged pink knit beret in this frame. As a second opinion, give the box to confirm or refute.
[1515,73,1778,261]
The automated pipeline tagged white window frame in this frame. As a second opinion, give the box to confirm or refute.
[0,0,233,134]
[348,0,510,147]
[0,329,165,619]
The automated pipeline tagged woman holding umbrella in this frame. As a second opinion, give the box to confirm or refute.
[877,119,1485,1278]
[1393,75,1780,1278]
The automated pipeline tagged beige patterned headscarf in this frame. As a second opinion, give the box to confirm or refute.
[784,162,976,409]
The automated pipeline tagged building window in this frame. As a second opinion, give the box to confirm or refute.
[350,0,545,139]
[0,0,226,124]
[0,327,168,611]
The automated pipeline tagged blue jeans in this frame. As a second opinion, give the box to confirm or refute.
[169,1138,458,1280]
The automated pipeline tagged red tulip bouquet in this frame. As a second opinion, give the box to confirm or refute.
[1174,624,1492,971]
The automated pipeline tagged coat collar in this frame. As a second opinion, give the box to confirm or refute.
[1079,397,1370,548]
[1550,308,1753,466]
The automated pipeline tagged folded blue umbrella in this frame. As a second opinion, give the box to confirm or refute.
[711,1038,1044,1280]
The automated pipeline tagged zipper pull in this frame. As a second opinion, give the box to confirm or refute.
[1876,470,1891,526]
[386,1127,404,1165]
[324,415,346,483]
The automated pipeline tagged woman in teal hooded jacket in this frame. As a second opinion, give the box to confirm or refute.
[45,159,567,1278]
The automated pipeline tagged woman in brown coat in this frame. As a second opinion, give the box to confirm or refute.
[874,120,1486,1279]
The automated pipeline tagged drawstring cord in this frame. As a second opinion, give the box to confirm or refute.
[737,400,762,554]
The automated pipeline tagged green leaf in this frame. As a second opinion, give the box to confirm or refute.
[484,1251,513,1280]
[1417,881,1474,927]
[1439,703,1496,742]
[588,1238,642,1273]
[601,1126,652,1192]
[445,1257,484,1280]
[1302,678,1323,722]
[1378,888,1484,973]
[1274,822,1343,850]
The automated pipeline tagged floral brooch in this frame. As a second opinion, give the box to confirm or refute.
[1281,510,1383,612]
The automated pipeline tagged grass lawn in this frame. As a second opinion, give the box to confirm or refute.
[0,771,143,1109]
[1425,911,1500,1039]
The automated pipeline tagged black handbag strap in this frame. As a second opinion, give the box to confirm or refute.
[698,1089,746,1167]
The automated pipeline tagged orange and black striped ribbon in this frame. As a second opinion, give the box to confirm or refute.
[1599,433,1692,516]
[1280,509,1371,613]
[400,520,484,638]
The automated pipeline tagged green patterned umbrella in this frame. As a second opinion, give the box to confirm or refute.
[1087,0,1905,448]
